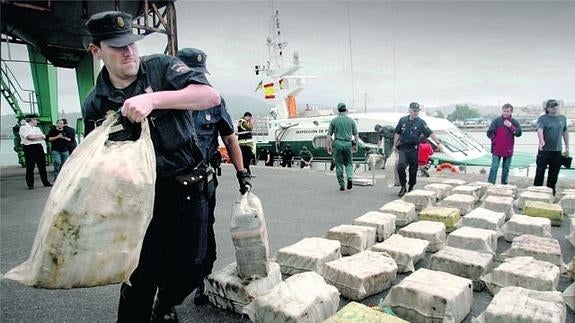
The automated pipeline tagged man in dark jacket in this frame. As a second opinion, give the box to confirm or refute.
[486,103,522,184]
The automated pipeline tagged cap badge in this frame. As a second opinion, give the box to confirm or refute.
[196,54,203,63]
[116,16,125,28]
[205,114,211,121]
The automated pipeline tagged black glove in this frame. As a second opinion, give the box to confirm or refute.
[237,169,252,194]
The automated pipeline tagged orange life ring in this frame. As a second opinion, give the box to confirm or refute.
[436,162,459,173]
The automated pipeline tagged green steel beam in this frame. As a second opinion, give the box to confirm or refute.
[74,53,97,139]
[27,45,58,133]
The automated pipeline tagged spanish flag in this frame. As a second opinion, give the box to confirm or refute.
[254,80,263,92]
[264,82,275,99]
[279,78,287,89]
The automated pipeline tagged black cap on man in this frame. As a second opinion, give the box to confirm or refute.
[86,11,144,47]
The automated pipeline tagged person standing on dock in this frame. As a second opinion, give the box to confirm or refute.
[19,115,52,189]
[47,119,72,180]
[83,11,220,323]
[393,102,442,197]
[486,103,522,185]
[327,103,359,191]
[534,99,569,195]
[176,47,251,306]
[237,112,255,175]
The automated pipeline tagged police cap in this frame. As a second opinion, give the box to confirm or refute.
[86,11,144,47]
[176,48,209,74]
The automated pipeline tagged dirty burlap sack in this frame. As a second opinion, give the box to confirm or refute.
[230,191,270,279]
[4,114,156,289]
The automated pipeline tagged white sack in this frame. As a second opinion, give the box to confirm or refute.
[384,151,399,188]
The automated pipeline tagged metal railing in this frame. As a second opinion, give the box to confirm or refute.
[0,59,38,115]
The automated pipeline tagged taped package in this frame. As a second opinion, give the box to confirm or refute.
[499,234,564,268]
[462,207,506,236]
[481,256,560,295]
[231,191,269,279]
[379,199,417,227]
[204,262,281,314]
[324,302,409,323]
[383,268,473,323]
[502,214,552,242]
[275,237,341,275]
[473,286,566,323]
[418,206,461,233]
[523,200,564,226]
[371,234,429,273]
[4,115,156,288]
[352,211,396,242]
[430,246,493,291]
[324,224,376,256]
[402,189,437,212]
[447,227,498,255]
[398,220,446,252]
[321,250,397,301]
[245,271,339,323]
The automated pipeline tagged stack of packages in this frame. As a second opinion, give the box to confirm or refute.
[203,191,281,314]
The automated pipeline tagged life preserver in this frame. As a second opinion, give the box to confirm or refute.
[436,162,459,173]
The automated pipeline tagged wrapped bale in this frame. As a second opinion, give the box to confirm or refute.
[324,225,376,256]
[430,246,493,291]
[450,185,482,202]
[494,184,518,198]
[398,220,446,252]
[526,185,554,195]
[567,257,575,279]
[418,206,461,233]
[352,211,396,242]
[321,250,397,301]
[442,179,467,187]
[482,195,514,220]
[231,191,270,279]
[481,256,560,295]
[204,262,281,314]
[523,201,564,226]
[462,207,506,236]
[382,268,473,323]
[402,189,437,212]
[276,237,341,275]
[564,282,575,312]
[474,286,566,323]
[324,302,409,323]
[468,181,493,199]
[423,183,453,200]
[502,214,552,242]
[441,193,477,215]
[567,216,575,247]
[483,186,514,200]
[371,234,429,273]
[559,194,575,215]
[379,199,417,227]
[517,191,554,210]
[500,235,564,268]
[447,227,498,255]
[245,271,339,323]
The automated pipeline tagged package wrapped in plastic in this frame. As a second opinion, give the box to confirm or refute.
[564,282,575,311]
[383,268,473,323]
[473,286,566,323]
[402,189,437,212]
[324,224,376,256]
[462,207,506,236]
[560,195,575,215]
[494,184,518,198]
[230,191,269,279]
[567,257,575,279]
[499,235,564,268]
[398,220,446,252]
[502,214,552,242]
[371,234,428,273]
[321,250,397,301]
[482,196,514,220]
[442,179,467,187]
[423,183,453,200]
[447,227,498,255]
[430,246,493,291]
[468,181,493,200]
[526,186,554,195]
[4,115,156,289]
[441,193,477,215]
[481,256,560,295]
[379,199,417,227]
[418,206,461,233]
[517,191,554,210]
[324,302,409,323]
[384,151,399,188]
[204,262,281,314]
[523,201,564,226]
[568,216,575,247]
[482,186,514,200]
[450,185,481,202]
[276,237,341,275]
[352,211,396,242]
[245,271,339,323]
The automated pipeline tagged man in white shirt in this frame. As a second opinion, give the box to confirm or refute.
[19,116,52,189]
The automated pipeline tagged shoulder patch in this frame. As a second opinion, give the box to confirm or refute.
[172,63,191,73]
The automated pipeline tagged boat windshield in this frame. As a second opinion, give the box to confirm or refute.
[434,128,485,155]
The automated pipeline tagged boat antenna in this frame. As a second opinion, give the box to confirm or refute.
[391,1,398,112]
[347,2,355,111]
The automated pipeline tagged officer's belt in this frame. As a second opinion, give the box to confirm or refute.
[173,165,215,187]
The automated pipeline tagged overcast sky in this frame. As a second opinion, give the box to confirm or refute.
[1,1,574,116]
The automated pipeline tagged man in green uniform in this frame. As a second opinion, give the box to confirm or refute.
[327,103,359,191]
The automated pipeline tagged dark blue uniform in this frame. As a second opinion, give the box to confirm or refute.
[394,115,433,188]
[82,54,211,322]
[192,98,235,281]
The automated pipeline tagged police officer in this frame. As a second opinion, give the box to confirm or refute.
[238,112,255,175]
[327,103,359,191]
[393,102,442,197]
[83,11,220,322]
[176,48,251,306]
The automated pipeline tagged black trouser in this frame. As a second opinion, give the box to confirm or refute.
[397,147,418,187]
[117,176,209,322]
[534,150,562,194]
[240,145,254,174]
[23,144,50,187]
[202,177,218,280]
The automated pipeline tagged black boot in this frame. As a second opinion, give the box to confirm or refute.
[151,297,178,323]
[398,185,407,197]
[408,185,414,192]
[193,281,209,306]
[347,180,353,190]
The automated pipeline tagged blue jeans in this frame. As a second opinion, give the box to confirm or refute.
[487,155,512,184]
[51,150,69,180]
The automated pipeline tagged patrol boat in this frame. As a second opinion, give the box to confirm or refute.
[251,11,522,170]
